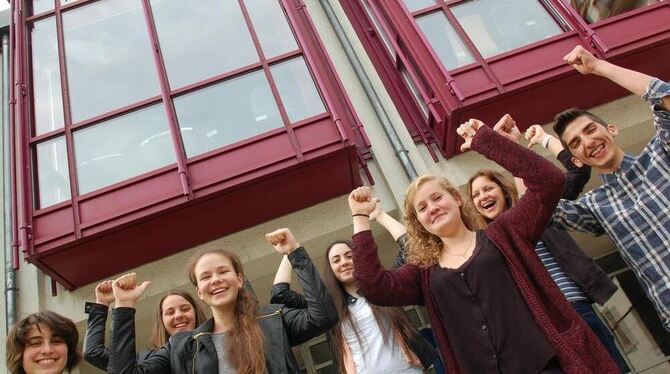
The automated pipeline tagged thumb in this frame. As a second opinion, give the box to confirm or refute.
[528,138,538,148]
[460,143,469,152]
[137,281,152,294]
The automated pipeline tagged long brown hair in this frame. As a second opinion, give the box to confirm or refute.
[466,169,519,229]
[149,290,208,349]
[324,240,417,368]
[188,249,265,374]
[6,311,81,374]
[403,175,477,268]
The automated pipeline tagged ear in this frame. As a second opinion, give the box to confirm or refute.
[237,274,244,289]
[196,286,204,301]
[571,156,584,168]
[454,194,463,207]
[606,124,619,137]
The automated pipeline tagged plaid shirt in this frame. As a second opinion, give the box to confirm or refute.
[553,78,670,328]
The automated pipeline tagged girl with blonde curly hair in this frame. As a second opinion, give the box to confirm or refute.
[348,116,619,374]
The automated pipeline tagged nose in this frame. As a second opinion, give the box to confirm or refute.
[41,342,55,354]
[584,137,597,149]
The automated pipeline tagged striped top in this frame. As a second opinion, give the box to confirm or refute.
[534,240,588,303]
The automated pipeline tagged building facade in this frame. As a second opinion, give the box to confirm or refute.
[2,0,670,372]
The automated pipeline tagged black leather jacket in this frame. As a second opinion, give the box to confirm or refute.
[108,247,337,373]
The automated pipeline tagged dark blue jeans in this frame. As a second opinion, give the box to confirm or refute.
[572,301,630,373]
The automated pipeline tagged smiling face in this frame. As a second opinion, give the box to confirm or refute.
[412,179,463,237]
[194,253,244,310]
[21,323,68,374]
[328,243,355,286]
[470,175,508,220]
[560,115,622,171]
[161,294,197,337]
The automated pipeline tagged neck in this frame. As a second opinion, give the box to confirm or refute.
[598,147,626,174]
[439,222,474,252]
[211,305,236,333]
[343,282,359,297]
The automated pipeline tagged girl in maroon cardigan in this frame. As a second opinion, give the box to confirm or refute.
[348,117,619,374]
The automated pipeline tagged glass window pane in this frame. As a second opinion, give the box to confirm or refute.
[566,0,657,24]
[244,0,298,59]
[36,137,71,208]
[309,340,333,365]
[31,0,55,15]
[63,0,160,123]
[415,12,474,70]
[317,365,338,374]
[31,18,65,136]
[74,104,175,194]
[150,0,259,89]
[174,71,283,158]
[271,57,325,123]
[451,0,562,58]
[402,0,437,12]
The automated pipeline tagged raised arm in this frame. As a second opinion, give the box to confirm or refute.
[369,200,408,268]
[459,118,566,246]
[266,228,338,345]
[108,274,171,374]
[83,281,114,371]
[269,255,308,308]
[349,187,424,306]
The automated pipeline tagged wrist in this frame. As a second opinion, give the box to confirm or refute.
[352,213,370,218]
[95,299,112,307]
[592,59,609,77]
[541,134,554,149]
[115,299,137,308]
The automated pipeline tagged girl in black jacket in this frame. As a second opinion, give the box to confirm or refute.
[108,228,337,373]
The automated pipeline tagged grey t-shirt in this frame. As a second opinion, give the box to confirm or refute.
[212,332,237,374]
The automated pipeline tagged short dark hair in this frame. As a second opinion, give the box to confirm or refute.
[553,108,608,142]
[6,311,81,374]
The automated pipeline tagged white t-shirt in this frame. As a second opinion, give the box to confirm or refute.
[342,296,422,374]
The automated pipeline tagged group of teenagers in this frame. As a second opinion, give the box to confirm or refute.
[6,45,670,374]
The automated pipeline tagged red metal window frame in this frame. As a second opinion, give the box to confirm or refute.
[11,0,372,289]
[341,0,670,158]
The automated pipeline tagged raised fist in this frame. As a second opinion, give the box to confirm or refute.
[265,228,300,255]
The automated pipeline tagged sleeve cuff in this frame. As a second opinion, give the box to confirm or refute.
[85,302,109,314]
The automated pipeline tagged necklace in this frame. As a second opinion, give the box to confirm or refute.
[444,232,476,257]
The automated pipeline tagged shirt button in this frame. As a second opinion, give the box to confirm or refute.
[481,324,487,330]
[459,272,464,277]
[493,354,497,359]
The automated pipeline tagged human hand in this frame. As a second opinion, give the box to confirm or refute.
[369,199,382,221]
[265,228,300,255]
[112,273,151,308]
[563,45,602,75]
[348,186,379,216]
[492,114,520,143]
[456,119,485,151]
[95,280,115,306]
[525,125,547,148]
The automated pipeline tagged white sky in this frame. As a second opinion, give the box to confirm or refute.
[0,2,8,12]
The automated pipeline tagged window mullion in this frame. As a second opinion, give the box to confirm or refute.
[544,0,610,56]
[238,0,304,162]
[140,0,193,198]
[53,0,83,238]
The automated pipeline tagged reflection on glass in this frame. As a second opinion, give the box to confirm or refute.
[36,137,71,208]
[63,0,160,123]
[309,340,333,365]
[402,0,437,12]
[271,57,325,123]
[31,18,65,136]
[174,71,283,158]
[150,0,258,89]
[568,0,656,24]
[31,0,55,15]
[244,0,298,59]
[416,12,474,70]
[317,366,338,374]
[451,0,562,58]
[73,104,175,194]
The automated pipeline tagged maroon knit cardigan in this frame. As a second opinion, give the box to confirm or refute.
[352,126,619,374]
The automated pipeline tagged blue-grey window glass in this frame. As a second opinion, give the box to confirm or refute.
[31,18,64,136]
[174,71,283,158]
[36,137,71,208]
[415,12,474,70]
[451,0,562,58]
[32,0,54,15]
[150,0,259,89]
[244,0,299,59]
[62,0,160,123]
[271,57,325,123]
[73,104,175,194]
[402,0,436,12]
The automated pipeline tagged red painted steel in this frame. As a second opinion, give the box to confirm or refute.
[341,0,670,158]
[14,0,368,289]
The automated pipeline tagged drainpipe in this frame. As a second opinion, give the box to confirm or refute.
[3,31,17,328]
[317,0,418,181]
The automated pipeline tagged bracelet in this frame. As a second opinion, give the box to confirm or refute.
[352,213,370,218]
[541,134,554,149]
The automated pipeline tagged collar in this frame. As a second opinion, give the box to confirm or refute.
[601,153,635,184]
[346,293,358,305]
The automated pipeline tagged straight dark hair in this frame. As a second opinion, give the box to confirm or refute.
[553,108,607,147]
[6,311,81,374]
[324,240,417,368]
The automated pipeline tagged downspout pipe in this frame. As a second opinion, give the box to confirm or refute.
[3,31,17,328]
[317,0,418,181]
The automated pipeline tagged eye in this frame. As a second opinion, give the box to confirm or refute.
[434,194,442,201]
[200,274,211,281]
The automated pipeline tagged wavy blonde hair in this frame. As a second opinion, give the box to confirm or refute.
[403,175,477,268]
